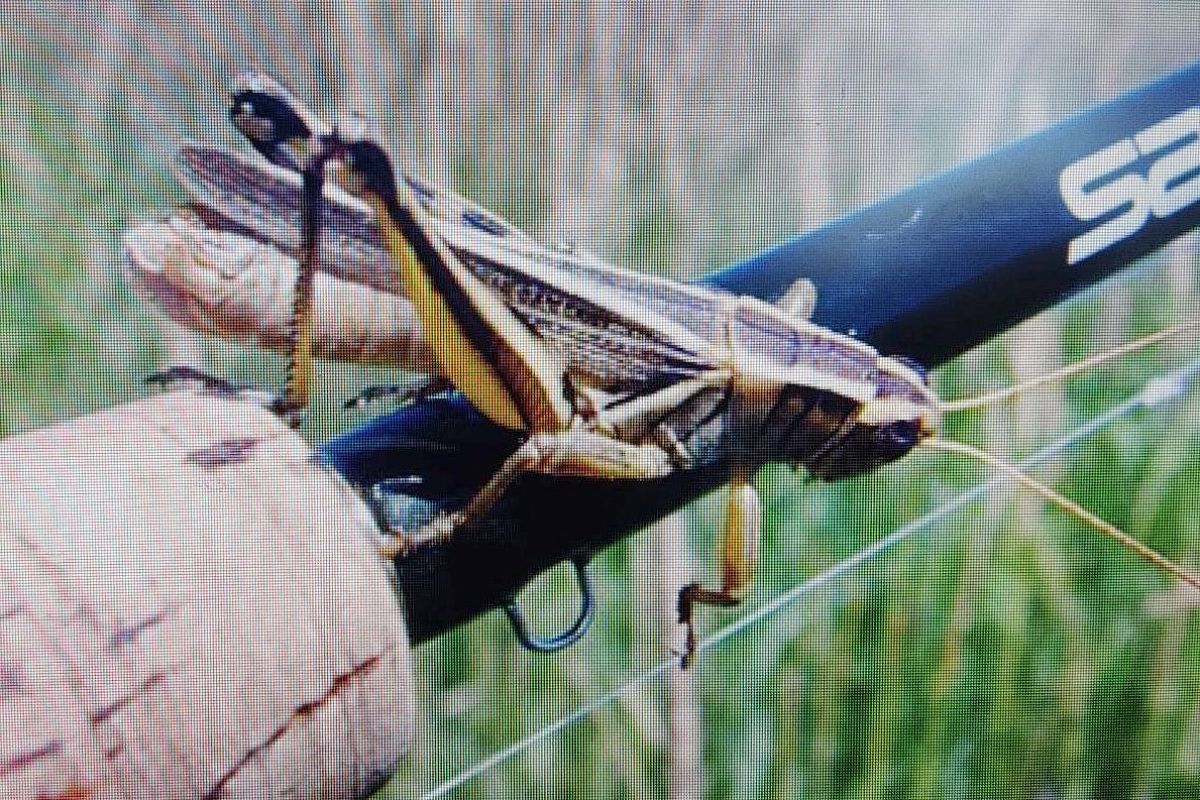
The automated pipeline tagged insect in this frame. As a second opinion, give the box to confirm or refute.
[162,73,1200,666]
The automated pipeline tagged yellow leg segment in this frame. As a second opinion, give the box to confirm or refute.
[371,198,573,433]
[676,470,761,668]
[280,242,316,422]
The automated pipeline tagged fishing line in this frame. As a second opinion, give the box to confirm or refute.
[421,357,1200,799]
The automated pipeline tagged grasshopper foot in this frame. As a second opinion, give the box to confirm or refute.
[675,581,745,668]
[146,366,303,426]
[147,365,241,394]
[676,582,701,669]
[378,512,462,559]
[343,376,453,410]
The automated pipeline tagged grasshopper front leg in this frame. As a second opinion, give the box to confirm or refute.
[676,468,761,667]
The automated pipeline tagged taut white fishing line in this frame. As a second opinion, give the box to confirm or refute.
[421,357,1200,799]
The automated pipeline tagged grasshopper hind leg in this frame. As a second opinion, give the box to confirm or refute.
[676,470,761,667]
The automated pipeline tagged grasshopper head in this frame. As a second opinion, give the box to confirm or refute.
[805,355,941,480]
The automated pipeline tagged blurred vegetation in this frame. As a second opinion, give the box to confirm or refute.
[5,2,1200,798]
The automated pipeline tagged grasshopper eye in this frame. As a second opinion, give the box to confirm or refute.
[874,419,921,458]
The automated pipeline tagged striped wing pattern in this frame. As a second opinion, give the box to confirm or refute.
[176,143,725,393]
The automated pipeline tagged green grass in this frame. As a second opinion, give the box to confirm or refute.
[6,4,1200,798]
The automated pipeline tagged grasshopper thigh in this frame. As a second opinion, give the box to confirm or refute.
[373,196,575,433]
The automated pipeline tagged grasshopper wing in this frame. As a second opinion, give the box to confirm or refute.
[175,143,399,294]
[176,142,727,394]
[442,230,728,394]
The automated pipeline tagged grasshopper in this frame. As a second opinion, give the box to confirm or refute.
[162,73,1200,665]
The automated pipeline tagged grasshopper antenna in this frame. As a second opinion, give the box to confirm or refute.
[940,320,1200,413]
[926,320,1200,591]
[920,437,1200,593]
